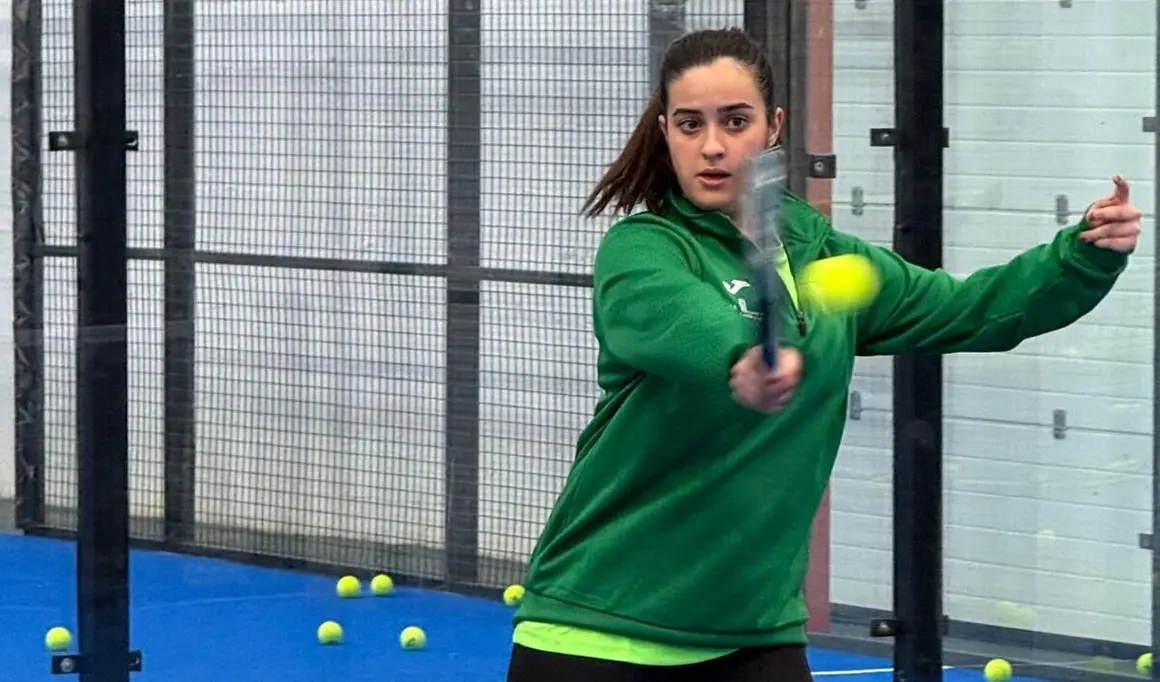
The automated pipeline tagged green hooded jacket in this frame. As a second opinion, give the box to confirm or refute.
[514,189,1128,650]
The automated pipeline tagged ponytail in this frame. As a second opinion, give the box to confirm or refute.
[582,90,675,218]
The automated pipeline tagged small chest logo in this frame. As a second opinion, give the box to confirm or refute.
[722,279,760,320]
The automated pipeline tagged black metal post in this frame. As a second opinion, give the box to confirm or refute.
[1151,0,1160,672]
[162,0,197,545]
[648,0,685,92]
[745,0,809,197]
[74,0,131,676]
[11,0,46,530]
[445,0,482,590]
[892,1,945,681]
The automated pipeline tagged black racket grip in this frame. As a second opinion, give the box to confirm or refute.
[753,265,780,371]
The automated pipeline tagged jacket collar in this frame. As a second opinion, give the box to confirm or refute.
[661,188,822,250]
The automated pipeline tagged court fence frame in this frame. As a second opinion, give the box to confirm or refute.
[12,0,1160,681]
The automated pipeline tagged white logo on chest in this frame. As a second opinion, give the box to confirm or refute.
[722,279,751,295]
[722,279,760,320]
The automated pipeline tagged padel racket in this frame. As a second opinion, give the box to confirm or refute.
[744,147,788,371]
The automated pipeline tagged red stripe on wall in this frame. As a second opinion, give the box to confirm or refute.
[804,0,835,634]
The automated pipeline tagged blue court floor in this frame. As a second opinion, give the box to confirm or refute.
[0,533,1035,681]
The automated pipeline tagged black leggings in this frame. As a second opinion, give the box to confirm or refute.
[506,643,814,682]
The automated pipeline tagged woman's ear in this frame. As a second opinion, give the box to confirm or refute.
[658,114,668,142]
[767,107,786,147]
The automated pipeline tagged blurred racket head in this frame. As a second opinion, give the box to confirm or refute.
[743,147,788,369]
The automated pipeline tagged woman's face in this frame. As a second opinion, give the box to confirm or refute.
[659,57,783,219]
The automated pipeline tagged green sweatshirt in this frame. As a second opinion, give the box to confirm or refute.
[513,189,1128,652]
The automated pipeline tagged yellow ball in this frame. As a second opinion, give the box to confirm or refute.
[1137,653,1153,675]
[1089,656,1116,673]
[317,620,344,645]
[992,601,1019,624]
[371,574,394,596]
[336,575,361,598]
[984,658,1012,682]
[399,625,427,650]
[801,254,881,315]
[1012,604,1037,629]
[45,626,72,651]
[503,584,525,607]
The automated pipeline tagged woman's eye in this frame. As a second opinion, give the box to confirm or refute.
[677,119,701,133]
[726,116,749,130]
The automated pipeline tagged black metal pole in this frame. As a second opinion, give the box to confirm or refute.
[745,0,809,197]
[74,0,130,676]
[162,0,197,545]
[11,0,46,530]
[1151,0,1160,671]
[648,0,685,93]
[892,0,944,681]
[445,0,482,591]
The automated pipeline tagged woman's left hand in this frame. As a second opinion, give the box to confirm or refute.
[1081,175,1142,253]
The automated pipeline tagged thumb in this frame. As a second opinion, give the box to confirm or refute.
[1113,175,1130,204]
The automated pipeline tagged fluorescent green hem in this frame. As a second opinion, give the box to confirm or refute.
[513,621,736,666]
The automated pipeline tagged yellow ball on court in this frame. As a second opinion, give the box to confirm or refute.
[317,620,344,645]
[399,625,427,650]
[336,575,361,598]
[45,626,72,651]
[370,574,394,596]
[984,658,1012,682]
[1137,653,1153,675]
[801,254,881,315]
[503,584,525,607]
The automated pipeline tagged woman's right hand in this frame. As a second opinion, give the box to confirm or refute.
[729,346,803,413]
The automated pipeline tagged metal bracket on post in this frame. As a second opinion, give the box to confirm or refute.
[51,651,143,675]
[1054,195,1070,225]
[1053,409,1067,440]
[47,130,139,152]
[1144,116,1157,133]
[869,128,950,148]
[807,153,837,179]
[848,390,863,420]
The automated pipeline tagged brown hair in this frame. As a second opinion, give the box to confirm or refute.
[582,28,778,218]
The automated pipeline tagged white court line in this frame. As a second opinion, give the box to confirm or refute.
[815,666,955,676]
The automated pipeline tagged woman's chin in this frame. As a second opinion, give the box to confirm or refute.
[683,185,736,214]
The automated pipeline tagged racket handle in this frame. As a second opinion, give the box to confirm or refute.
[762,337,778,370]
[754,266,780,371]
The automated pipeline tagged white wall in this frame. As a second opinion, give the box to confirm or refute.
[829,0,1156,647]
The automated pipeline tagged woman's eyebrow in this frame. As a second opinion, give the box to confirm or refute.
[671,102,755,116]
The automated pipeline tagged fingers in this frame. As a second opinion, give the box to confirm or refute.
[731,346,802,414]
[1087,236,1138,252]
[1080,217,1142,254]
[1080,220,1141,242]
[1086,176,1133,225]
[1086,203,1141,227]
[772,387,796,411]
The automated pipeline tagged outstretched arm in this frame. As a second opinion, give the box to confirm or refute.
[845,177,1140,356]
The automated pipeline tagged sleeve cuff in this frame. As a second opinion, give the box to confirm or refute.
[1062,220,1129,278]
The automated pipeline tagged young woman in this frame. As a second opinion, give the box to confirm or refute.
[505,27,1142,682]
